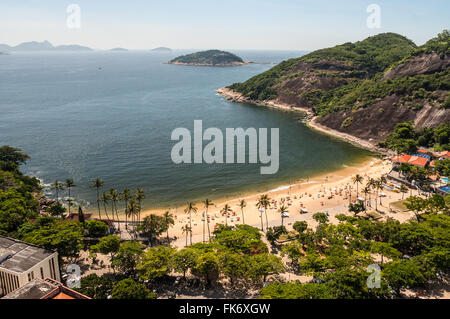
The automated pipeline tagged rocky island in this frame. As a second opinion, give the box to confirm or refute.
[152,47,172,52]
[168,50,248,66]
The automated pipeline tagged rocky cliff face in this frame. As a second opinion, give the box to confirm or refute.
[316,53,449,143]
[227,32,449,146]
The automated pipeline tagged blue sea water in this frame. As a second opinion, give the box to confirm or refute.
[0,50,370,210]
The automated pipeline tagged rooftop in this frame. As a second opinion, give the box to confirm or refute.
[1,278,90,299]
[0,236,55,273]
[392,154,429,168]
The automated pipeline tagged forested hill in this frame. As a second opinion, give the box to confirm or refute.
[169,50,246,66]
[227,31,449,143]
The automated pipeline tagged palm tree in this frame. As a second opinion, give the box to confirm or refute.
[378,177,386,206]
[256,194,271,232]
[163,211,175,243]
[352,174,364,198]
[181,224,192,247]
[51,180,64,203]
[184,202,198,245]
[121,189,131,230]
[109,189,120,231]
[203,199,214,242]
[367,178,376,207]
[400,184,408,199]
[278,204,288,227]
[100,192,112,223]
[220,204,232,226]
[362,186,370,210]
[135,188,146,226]
[90,178,104,220]
[65,179,75,215]
[78,206,85,225]
[127,200,140,238]
[238,199,246,225]
[373,180,382,211]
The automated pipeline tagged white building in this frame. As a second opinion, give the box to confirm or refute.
[0,236,60,297]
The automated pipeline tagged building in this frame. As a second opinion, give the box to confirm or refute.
[1,277,90,299]
[0,236,60,297]
[392,154,429,168]
[437,151,450,160]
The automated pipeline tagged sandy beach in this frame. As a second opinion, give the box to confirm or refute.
[135,156,413,248]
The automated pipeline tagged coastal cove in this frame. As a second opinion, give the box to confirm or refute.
[0,50,371,212]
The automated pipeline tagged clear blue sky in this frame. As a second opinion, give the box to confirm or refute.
[1,0,449,50]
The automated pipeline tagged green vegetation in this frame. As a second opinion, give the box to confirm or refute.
[381,122,450,153]
[111,278,157,299]
[19,216,84,261]
[435,159,450,176]
[262,196,449,299]
[312,68,449,115]
[76,274,114,299]
[170,50,245,66]
[229,32,417,102]
[1,146,448,299]
[0,146,40,236]
[228,31,449,118]
[413,29,450,58]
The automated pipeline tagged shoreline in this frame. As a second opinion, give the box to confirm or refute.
[216,87,393,156]
[136,156,403,249]
[137,155,375,218]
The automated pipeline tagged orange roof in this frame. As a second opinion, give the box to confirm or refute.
[430,161,436,167]
[417,149,429,154]
[393,154,411,164]
[52,292,76,299]
[438,151,449,158]
[392,154,428,167]
[408,156,428,168]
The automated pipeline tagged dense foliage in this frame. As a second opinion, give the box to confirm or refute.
[170,50,244,65]
[228,31,449,118]
[261,196,449,299]
[381,122,450,153]
[229,33,417,102]
[0,146,40,236]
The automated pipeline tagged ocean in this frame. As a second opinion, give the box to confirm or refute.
[0,50,369,210]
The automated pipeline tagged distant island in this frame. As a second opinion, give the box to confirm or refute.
[0,40,93,52]
[151,47,172,52]
[168,50,248,66]
[110,48,128,51]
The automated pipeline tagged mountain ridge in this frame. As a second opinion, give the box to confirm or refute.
[0,40,93,52]
[222,31,449,150]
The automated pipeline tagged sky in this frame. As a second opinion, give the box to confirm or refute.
[0,0,449,50]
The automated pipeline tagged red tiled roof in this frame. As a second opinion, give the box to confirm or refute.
[392,154,428,168]
[408,156,428,168]
[52,292,76,299]
[438,151,449,158]
[392,154,411,164]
